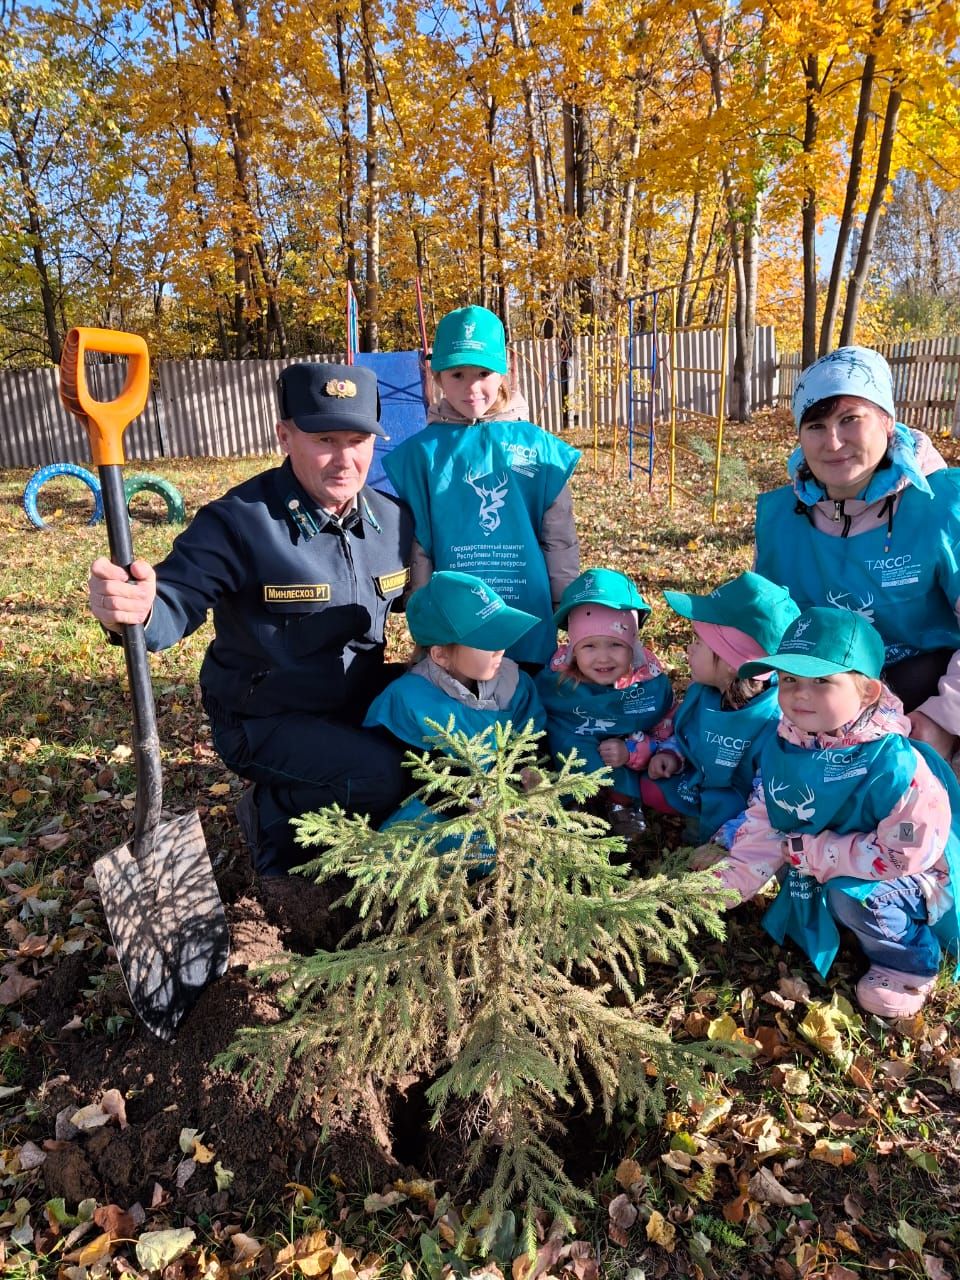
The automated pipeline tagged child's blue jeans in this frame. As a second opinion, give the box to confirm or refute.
[826,876,941,977]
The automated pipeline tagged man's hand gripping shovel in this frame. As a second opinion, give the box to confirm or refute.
[60,327,229,1042]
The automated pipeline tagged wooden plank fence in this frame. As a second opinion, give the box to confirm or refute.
[0,324,779,469]
[778,336,960,434]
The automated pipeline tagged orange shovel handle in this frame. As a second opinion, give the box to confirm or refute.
[59,327,151,466]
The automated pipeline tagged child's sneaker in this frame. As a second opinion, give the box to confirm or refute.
[608,802,647,840]
[855,965,936,1018]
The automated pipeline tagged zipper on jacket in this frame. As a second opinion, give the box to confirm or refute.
[832,499,851,537]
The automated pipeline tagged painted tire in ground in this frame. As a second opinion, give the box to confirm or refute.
[123,474,186,524]
[23,462,104,530]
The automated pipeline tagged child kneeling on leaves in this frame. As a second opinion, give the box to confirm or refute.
[648,572,800,845]
[365,567,545,782]
[698,606,960,1018]
[535,568,675,840]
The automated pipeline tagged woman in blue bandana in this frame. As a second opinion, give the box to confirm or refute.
[755,345,960,760]
[701,607,960,1020]
[384,305,581,668]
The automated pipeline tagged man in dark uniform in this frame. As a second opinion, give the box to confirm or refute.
[88,362,414,879]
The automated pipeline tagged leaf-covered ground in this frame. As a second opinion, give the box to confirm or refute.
[1,411,959,1280]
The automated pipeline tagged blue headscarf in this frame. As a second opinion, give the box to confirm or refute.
[792,346,896,428]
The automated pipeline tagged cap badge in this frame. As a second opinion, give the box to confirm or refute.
[471,584,491,605]
[463,322,476,339]
[325,378,357,398]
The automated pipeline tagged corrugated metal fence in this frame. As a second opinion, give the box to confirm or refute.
[778,336,960,434]
[1,327,778,469]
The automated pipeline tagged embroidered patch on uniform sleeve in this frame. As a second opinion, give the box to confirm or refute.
[263,584,331,603]
[375,568,410,597]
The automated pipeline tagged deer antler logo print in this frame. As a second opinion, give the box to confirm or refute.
[767,780,817,823]
[826,589,875,621]
[573,707,618,735]
[465,469,509,534]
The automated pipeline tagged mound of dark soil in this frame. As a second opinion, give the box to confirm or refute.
[21,885,402,1221]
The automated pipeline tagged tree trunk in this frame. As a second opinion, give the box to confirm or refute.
[6,108,62,363]
[361,0,379,352]
[800,54,820,368]
[839,82,902,346]
[508,0,547,251]
[335,10,358,287]
[819,51,875,355]
[616,79,645,300]
[734,205,759,421]
[694,6,757,420]
[677,181,703,325]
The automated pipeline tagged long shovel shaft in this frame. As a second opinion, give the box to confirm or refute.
[99,465,164,852]
[60,325,229,1041]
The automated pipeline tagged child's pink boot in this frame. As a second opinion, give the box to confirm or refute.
[855,965,936,1018]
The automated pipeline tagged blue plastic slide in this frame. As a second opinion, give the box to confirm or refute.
[354,350,428,495]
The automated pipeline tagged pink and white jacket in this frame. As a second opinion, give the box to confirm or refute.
[715,692,954,926]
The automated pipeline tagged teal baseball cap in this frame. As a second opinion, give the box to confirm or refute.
[738,606,885,680]
[406,572,537,651]
[431,306,508,375]
[663,572,800,656]
[553,568,650,630]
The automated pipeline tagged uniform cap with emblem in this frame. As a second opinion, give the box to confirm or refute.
[276,361,388,438]
[430,305,508,375]
[553,568,650,629]
[406,571,538,652]
[663,572,800,656]
[738,606,885,680]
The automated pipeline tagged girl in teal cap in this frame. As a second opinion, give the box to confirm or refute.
[384,305,581,668]
[701,606,960,1020]
[363,573,547,871]
[364,570,546,753]
[534,568,675,841]
[648,572,800,846]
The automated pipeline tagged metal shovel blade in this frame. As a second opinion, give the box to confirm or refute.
[94,809,230,1043]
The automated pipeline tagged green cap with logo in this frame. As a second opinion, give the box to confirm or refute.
[406,571,537,651]
[553,568,650,629]
[663,572,800,655]
[738,606,885,680]
[431,305,508,375]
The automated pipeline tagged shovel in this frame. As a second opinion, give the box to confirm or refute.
[60,326,229,1042]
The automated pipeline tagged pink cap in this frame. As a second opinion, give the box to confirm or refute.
[568,603,638,651]
[693,621,766,673]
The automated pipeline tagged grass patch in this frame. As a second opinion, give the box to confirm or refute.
[1,419,959,1278]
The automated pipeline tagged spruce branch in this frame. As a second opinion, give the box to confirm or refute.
[217,721,747,1241]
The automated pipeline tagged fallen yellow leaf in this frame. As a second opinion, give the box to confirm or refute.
[834,1225,860,1253]
[706,1013,738,1041]
[645,1209,676,1251]
[810,1139,855,1166]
